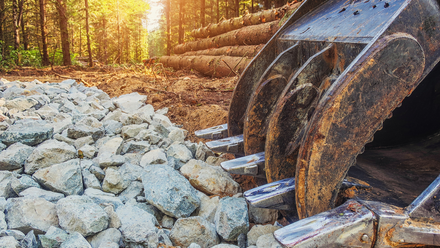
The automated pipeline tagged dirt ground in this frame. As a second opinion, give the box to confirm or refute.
[1,65,258,191]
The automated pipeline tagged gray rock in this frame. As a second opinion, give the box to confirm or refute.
[103,205,121,229]
[83,170,102,190]
[188,244,202,248]
[166,143,192,169]
[90,166,105,181]
[11,174,40,195]
[249,205,279,224]
[97,153,125,168]
[103,120,122,135]
[74,136,94,150]
[0,171,16,198]
[149,122,170,137]
[33,159,83,196]
[170,216,219,248]
[118,181,143,203]
[0,212,6,231]
[0,122,53,146]
[38,226,68,248]
[102,167,129,194]
[97,137,123,156]
[195,142,215,161]
[115,203,157,245]
[247,224,281,246]
[96,241,118,248]
[0,143,34,170]
[88,228,121,248]
[36,105,59,121]
[60,232,92,248]
[139,149,167,167]
[256,233,283,248]
[24,139,77,175]
[20,230,38,248]
[56,196,109,237]
[5,98,39,112]
[117,163,144,182]
[113,92,147,114]
[121,124,148,139]
[128,201,163,222]
[0,230,25,242]
[153,114,172,128]
[211,245,240,248]
[18,187,65,203]
[0,236,20,247]
[157,229,173,247]
[142,164,200,218]
[5,197,58,234]
[67,124,104,141]
[161,215,175,229]
[215,197,249,241]
[196,194,219,224]
[53,134,74,146]
[80,145,96,159]
[133,105,154,123]
[122,153,142,166]
[167,128,186,143]
[50,114,72,134]
[121,141,150,154]
[135,129,162,144]
[83,188,124,210]
[0,142,6,152]
[0,197,6,212]
[205,156,227,166]
[181,160,240,196]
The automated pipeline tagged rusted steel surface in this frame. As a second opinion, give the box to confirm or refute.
[227,0,332,137]
[296,33,425,219]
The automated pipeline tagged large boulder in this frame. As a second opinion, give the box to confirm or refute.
[142,164,200,218]
[0,143,34,171]
[56,196,109,237]
[24,140,77,174]
[33,159,83,196]
[214,197,249,241]
[5,198,58,234]
[169,216,219,248]
[181,160,240,195]
[0,121,53,146]
[115,203,157,246]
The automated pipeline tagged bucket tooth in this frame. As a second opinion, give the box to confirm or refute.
[274,200,375,247]
[244,178,296,210]
[195,124,228,140]
[220,152,265,176]
[205,134,244,155]
[244,178,363,210]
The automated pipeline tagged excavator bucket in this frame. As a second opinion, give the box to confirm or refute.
[197,0,440,246]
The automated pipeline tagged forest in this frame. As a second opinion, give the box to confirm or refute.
[0,0,291,70]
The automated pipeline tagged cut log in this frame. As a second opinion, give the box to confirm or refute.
[182,45,264,57]
[174,21,279,54]
[190,2,300,39]
[160,55,252,77]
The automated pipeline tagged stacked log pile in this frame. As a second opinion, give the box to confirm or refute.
[160,1,301,77]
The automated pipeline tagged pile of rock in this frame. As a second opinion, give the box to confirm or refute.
[0,78,282,248]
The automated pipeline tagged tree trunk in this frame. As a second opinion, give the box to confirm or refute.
[103,17,107,64]
[225,0,228,19]
[201,0,205,27]
[20,1,28,50]
[216,0,219,22]
[160,54,251,77]
[175,21,279,54]
[190,2,300,38]
[55,0,71,65]
[84,0,93,66]
[116,0,121,64]
[181,44,263,57]
[166,0,170,55]
[178,0,183,44]
[38,0,49,65]
[234,0,238,17]
[12,0,22,50]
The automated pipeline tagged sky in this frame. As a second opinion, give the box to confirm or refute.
[146,0,164,32]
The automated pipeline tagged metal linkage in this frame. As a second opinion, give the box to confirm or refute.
[220,152,265,176]
[274,174,440,247]
[194,124,229,140]
[205,134,244,155]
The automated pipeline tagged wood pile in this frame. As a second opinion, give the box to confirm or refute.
[160,1,301,77]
